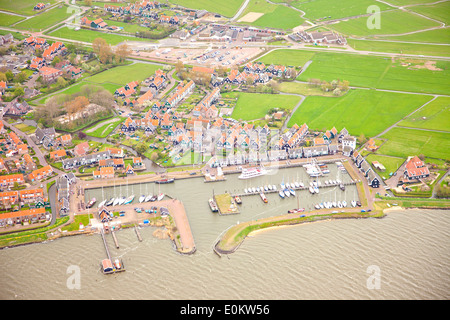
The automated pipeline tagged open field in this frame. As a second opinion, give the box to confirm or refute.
[408,1,450,25]
[329,9,441,37]
[297,51,450,95]
[14,5,72,31]
[87,63,162,86]
[257,49,316,67]
[347,38,450,57]
[289,0,392,21]
[0,0,57,15]
[48,26,151,45]
[84,116,124,138]
[0,12,25,26]
[279,81,342,97]
[168,0,244,18]
[365,154,405,178]
[378,127,450,160]
[231,92,302,121]
[397,96,450,131]
[237,0,304,29]
[373,27,450,44]
[287,89,433,137]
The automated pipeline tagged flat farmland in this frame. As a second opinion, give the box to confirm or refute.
[14,5,72,31]
[297,51,450,95]
[0,0,57,15]
[329,9,441,37]
[48,27,150,45]
[378,127,450,160]
[81,63,162,86]
[168,0,244,18]
[397,96,450,131]
[347,39,450,57]
[372,28,450,44]
[408,1,450,25]
[290,0,392,21]
[287,89,432,137]
[257,49,316,67]
[0,12,25,26]
[231,92,302,121]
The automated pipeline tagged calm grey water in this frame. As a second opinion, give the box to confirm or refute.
[0,165,449,300]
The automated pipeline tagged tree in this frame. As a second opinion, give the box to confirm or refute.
[358,133,367,145]
[65,96,89,120]
[14,71,27,83]
[13,87,24,97]
[333,88,341,96]
[56,76,67,89]
[0,72,6,82]
[78,131,87,139]
[115,43,130,62]
[5,70,14,82]
[51,56,61,67]
[45,96,60,118]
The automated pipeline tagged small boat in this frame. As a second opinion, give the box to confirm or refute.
[118,197,126,205]
[98,199,107,208]
[289,188,295,196]
[260,193,268,203]
[356,201,362,207]
[256,187,260,193]
[268,185,272,191]
[294,182,300,188]
[280,182,285,190]
[86,198,96,209]
[272,185,277,191]
[286,182,291,189]
[328,201,332,208]
[157,193,165,201]
[338,201,343,208]
[145,194,153,202]
[288,208,305,214]
[284,189,290,198]
[342,200,347,207]
[351,200,357,207]
[339,184,346,191]
[309,186,315,194]
[314,204,320,210]
[124,195,135,204]
[105,198,114,206]
[139,195,146,203]
[244,188,248,193]
[325,180,329,185]
[113,197,120,206]
[155,178,174,184]
[234,196,242,204]
[279,190,285,198]
[332,201,337,208]
[299,182,304,188]
[252,187,256,193]
[150,195,157,202]
[114,259,122,270]
[264,185,268,192]
[314,186,319,194]
[209,198,218,212]
[319,203,324,209]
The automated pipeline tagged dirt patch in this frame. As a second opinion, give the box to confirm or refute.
[399,59,443,71]
[238,12,264,23]
[153,228,169,239]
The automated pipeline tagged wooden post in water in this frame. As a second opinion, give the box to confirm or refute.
[111,230,119,249]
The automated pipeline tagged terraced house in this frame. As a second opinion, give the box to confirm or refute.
[0,174,25,189]
[28,165,53,182]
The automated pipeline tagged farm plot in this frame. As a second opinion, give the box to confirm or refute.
[14,5,72,31]
[87,63,163,86]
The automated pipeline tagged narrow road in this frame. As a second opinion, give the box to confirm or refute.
[230,0,250,21]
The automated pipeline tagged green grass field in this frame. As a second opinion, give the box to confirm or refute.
[257,49,316,67]
[297,51,450,95]
[287,89,432,137]
[48,26,151,45]
[87,63,163,86]
[169,0,244,17]
[0,12,25,26]
[84,117,124,138]
[329,9,441,37]
[408,1,450,25]
[373,27,450,44]
[14,5,72,31]
[347,38,450,57]
[231,92,302,121]
[290,0,392,21]
[397,96,450,131]
[0,0,57,15]
[365,154,405,178]
[378,127,450,160]
[237,0,304,29]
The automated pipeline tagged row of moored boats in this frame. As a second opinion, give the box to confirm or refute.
[91,193,166,208]
[314,200,361,210]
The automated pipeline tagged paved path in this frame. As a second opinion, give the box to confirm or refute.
[230,0,250,21]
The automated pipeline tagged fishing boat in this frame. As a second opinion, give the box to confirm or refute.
[124,195,135,205]
[86,198,96,209]
[145,194,153,202]
[157,193,165,201]
[234,196,242,204]
[98,199,107,208]
[260,193,268,203]
[288,208,305,214]
[279,190,285,198]
[289,188,296,196]
[238,167,268,179]
[139,195,146,203]
[208,198,218,212]
[155,178,174,184]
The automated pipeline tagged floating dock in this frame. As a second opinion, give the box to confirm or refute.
[100,228,125,275]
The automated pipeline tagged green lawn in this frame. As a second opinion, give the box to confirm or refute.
[287,89,433,137]
[0,0,57,15]
[365,154,405,178]
[237,0,304,29]
[408,1,450,25]
[231,92,302,121]
[290,0,392,21]
[169,0,244,17]
[48,26,152,45]
[14,5,72,31]
[330,9,441,37]
[87,62,163,86]
[347,38,450,57]
[257,49,316,67]
[83,117,125,138]
[279,81,340,97]
[297,51,450,95]
[397,96,450,131]
[0,12,25,26]
[378,127,450,160]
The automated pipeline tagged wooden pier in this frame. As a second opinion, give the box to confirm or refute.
[135,225,143,242]
[100,228,125,275]
[111,229,119,249]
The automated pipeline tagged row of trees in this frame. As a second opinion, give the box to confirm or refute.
[308,78,350,96]
[92,38,130,64]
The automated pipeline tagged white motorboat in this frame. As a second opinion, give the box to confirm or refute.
[97,199,107,208]
[139,195,146,203]
[157,193,165,201]
[238,167,268,179]
[112,197,120,206]
[145,194,153,202]
[118,197,126,205]
[124,195,135,205]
